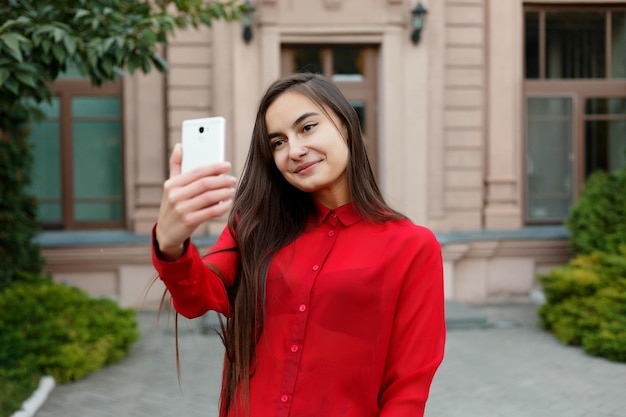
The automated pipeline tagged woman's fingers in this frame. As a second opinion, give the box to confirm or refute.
[180,199,234,227]
[156,159,237,252]
[173,187,236,219]
[157,143,236,261]
[166,172,237,204]
[168,161,233,187]
[169,143,182,178]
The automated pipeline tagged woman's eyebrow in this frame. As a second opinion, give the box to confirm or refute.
[268,112,319,140]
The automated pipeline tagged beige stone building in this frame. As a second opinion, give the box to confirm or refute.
[32,0,626,308]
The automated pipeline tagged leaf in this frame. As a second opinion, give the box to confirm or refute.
[140,56,151,74]
[86,49,97,68]
[14,71,37,88]
[41,39,51,54]
[63,36,77,56]
[140,29,157,46]
[51,43,66,62]
[150,54,169,73]
[53,27,65,43]
[0,68,9,86]
[0,32,29,63]
[4,76,19,95]
[74,9,91,20]
[32,24,56,38]
[102,58,113,77]
[0,16,29,32]
[102,37,115,52]
[127,54,139,73]
[112,66,124,79]
[114,47,124,63]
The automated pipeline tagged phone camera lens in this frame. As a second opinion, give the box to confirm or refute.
[199,127,204,133]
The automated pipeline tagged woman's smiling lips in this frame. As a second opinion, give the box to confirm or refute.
[294,160,320,174]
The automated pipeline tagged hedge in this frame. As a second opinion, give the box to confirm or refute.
[0,275,139,416]
[538,251,626,362]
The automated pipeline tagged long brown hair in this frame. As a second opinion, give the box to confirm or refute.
[219,73,405,415]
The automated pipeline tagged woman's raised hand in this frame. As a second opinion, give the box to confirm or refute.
[155,143,237,261]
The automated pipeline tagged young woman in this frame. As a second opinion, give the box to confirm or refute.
[152,73,445,417]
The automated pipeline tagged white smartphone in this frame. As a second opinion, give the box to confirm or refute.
[181,117,226,173]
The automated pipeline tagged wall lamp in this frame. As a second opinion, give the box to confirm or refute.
[411,2,428,45]
[242,0,255,44]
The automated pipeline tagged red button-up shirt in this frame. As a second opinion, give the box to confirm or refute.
[153,203,445,417]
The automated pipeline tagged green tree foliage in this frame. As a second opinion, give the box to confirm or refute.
[565,167,626,255]
[0,123,42,290]
[0,0,247,290]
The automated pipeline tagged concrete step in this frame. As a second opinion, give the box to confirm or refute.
[445,300,490,330]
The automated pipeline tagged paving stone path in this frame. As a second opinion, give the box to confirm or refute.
[35,303,626,417]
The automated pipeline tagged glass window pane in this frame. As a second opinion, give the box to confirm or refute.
[585,120,626,175]
[585,98,626,115]
[72,97,121,118]
[291,46,323,74]
[27,98,62,224]
[29,121,62,200]
[525,12,540,79]
[38,203,62,223]
[349,101,366,133]
[332,47,365,82]
[74,202,123,222]
[527,97,572,116]
[72,121,122,197]
[526,97,574,220]
[546,12,606,79]
[71,96,124,225]
[612,12,626,78]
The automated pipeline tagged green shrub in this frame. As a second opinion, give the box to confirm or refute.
[538,251,626,362]
[566,167,626,255]
[0,277,139,384]
[0,366,40,417]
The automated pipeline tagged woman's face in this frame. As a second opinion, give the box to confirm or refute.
[265,91,350,208]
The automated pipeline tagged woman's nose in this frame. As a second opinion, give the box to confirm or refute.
[288,140,308,159]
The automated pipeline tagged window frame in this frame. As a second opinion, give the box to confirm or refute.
[523,5,626,224]
[38,79,125,230]
[524,4,626,80]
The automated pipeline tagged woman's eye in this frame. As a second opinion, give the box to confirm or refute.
[303,123,317,132]
[271,139,286,149]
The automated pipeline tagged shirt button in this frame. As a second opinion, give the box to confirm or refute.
[290,344,299,353]
[312,265,319,271]
[328,231,335,237]
[298,304,307,312]
[281,395,289,403]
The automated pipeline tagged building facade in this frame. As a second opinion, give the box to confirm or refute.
[32,0,626,308]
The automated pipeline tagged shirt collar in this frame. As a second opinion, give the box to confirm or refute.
[314,201,362,227]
